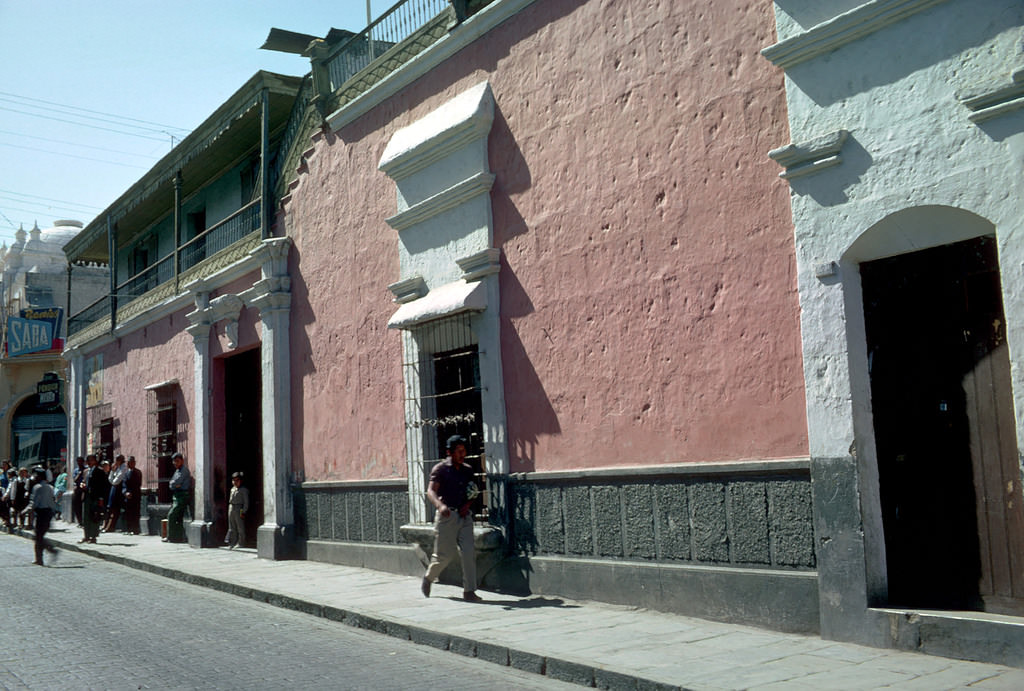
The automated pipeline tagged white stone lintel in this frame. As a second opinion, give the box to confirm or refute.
[387,279,486,329]
[962,68,1024,124]
[378,81,494,182]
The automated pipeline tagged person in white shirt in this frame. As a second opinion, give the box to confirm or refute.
[103,455,128,532]
[23,467,58,566]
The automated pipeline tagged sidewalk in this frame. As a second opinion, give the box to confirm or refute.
[14,524,1024,690]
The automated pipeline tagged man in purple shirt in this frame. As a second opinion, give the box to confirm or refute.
[421,435,481,602]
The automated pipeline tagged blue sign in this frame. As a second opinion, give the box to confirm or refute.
[8,317,54,356]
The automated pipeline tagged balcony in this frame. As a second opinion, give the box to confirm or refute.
[67,200,263,339]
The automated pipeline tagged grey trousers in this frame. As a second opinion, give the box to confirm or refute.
[424,512,476,591]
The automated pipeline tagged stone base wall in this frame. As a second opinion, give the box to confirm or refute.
[294,461,820,632]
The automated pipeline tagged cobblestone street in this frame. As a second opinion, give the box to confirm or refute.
[0,536,575,690]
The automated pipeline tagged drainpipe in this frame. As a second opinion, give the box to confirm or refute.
[173,171,182,292]
[260,88,271,239]
[107,215,117,332]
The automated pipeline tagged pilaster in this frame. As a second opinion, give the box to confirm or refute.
[185,294,215,548]
[245,237,296,559]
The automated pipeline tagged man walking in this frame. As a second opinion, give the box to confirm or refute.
[421,434,481,602]
[23,467,58,565]
[165,452,191,543]
[225,471,249,549]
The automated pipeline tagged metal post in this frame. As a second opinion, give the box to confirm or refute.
[260,89,271,239]
[65,262,72,338]
[173,171,182,292]
[107,216,117,332]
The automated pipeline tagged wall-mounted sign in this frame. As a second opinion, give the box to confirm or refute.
[36,372,62,411]
[85,353,104,407]
[6,307,64,357]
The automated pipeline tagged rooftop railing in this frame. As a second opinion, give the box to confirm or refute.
[322,0,450,92]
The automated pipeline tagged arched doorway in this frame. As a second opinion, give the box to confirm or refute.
[849,208,1024,614]
[11,396,67,470]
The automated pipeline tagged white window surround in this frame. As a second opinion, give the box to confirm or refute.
[379,81,508,523]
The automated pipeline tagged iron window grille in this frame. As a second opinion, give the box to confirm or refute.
[402,312,488,521]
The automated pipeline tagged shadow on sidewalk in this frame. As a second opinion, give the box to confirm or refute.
[448,595,579,610]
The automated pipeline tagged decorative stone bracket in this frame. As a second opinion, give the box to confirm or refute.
[960,65,1024,124]
[769,130,849,180]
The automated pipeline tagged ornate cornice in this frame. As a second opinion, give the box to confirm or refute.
[385,172,495,231]
[769,130,849,179]
[761,0,950,69]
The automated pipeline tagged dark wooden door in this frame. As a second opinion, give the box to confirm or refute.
[863,235,1024,612]
[224,348,262,547]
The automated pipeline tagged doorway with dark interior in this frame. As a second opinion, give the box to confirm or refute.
[223,347,262,548]
[862,235,1024,614]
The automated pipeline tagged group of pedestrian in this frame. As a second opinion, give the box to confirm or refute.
[0,461,60,565]
[76,453,143,545]
[1,459,67,533]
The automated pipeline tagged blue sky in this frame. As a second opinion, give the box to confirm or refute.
[0,1,391,245]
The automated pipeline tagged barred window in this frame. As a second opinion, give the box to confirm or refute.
[402,312,488,521]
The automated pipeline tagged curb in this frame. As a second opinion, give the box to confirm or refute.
[19,530,686,691]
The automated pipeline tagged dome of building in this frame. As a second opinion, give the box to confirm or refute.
[21,221,68,273]
[40,219,84,248]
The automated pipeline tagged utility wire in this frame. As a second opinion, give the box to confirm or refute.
[0,129,162,160]
[0,105,174,142]
[0,189,102,212]
[0,201,96,218]
[0,91,191,134]
[0,141,150,169]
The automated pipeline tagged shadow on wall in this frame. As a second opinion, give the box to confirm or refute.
[487,103,561,474]
[285,242,316,476]
[498,261,560,475]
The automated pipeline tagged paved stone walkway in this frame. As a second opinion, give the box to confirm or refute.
[14,526,1024,690]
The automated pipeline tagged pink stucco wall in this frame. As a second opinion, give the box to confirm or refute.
[83,308,195,488]
[284,0,807,480]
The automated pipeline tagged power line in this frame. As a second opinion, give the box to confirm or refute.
[0,201,96,218]
[0,91,191,134]
[0,105,174,143]
[0,129,163,160]
[0,141,151,169]
[0,190,102,213]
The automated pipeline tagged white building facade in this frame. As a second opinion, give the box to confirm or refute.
[763,0,1024,664]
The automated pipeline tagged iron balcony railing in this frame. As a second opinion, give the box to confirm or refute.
[68,295,111,337]
[323,0,450,92]
[178,198,261,272]
[118,253,174,304]
[67,199,262,338]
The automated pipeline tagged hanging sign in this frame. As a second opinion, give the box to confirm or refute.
[36,372,62,411]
